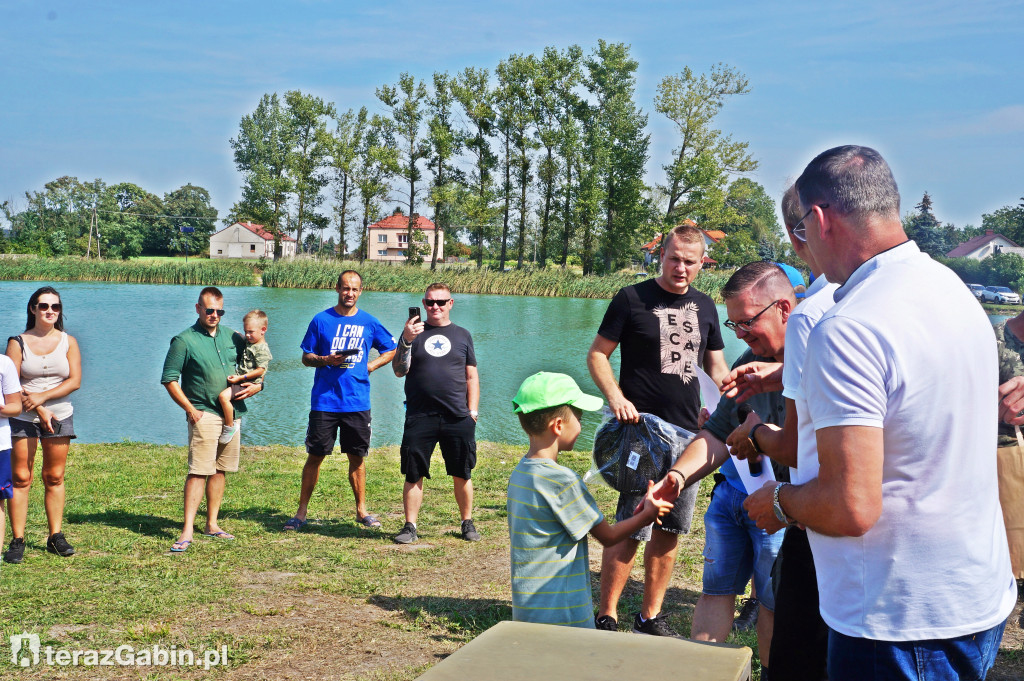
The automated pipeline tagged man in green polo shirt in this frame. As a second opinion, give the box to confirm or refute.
[161,286,262,553]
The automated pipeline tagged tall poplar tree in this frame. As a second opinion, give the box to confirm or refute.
[330,107,367,256]
[284,90,336,252]
[656,64,757,226]
[453,67,498,267]
[425,72,464,270]
[230,93,294,258]
[377,73,430,263]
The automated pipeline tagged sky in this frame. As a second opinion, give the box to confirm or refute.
[1,0,1022,233]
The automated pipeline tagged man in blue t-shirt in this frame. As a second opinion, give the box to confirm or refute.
[283,270,397,531]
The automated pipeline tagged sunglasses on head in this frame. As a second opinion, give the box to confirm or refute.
[34,302,62,312]
[423,299,450,307]
[204,308,226,317]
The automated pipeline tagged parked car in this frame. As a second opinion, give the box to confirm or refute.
[982,286,1022,304]
[967,283,986,299]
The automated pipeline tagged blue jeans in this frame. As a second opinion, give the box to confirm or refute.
[827,620,1006,681]
[701,479,784,610]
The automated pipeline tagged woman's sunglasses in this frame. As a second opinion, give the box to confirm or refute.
[34,303,62,312]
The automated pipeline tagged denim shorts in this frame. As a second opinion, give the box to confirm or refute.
[827,619,1006,681]
[701,479,783,610]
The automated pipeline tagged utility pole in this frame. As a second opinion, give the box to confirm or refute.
[86,205,96,258]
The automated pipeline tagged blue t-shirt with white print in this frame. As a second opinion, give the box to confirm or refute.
[300,307,397,413]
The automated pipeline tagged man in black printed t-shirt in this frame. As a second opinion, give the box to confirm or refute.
[587,222,729,636]
[392,283,480,545]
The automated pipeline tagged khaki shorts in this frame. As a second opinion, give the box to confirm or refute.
[187,413,240,476]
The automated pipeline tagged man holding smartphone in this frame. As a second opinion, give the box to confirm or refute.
[392,283,480,544]
[284,270,397,531]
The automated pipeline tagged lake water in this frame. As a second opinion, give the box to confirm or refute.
[1,281,754,447]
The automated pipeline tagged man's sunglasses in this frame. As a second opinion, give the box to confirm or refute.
[790,203,829,242]
[204,308,226,317]
[724,300,781,333]
[423,299,450,307]
[34,303,62,312]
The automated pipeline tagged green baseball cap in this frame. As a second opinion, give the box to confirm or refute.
[512,372,604,414]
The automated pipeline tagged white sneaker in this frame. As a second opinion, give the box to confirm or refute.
[219,419,240,444]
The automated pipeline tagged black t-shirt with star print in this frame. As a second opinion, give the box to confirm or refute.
[404,323,477,418]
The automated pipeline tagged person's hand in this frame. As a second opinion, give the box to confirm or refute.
[36,405,56,433]
[999,376,1024,425]
[186,408,204,425]
[402,317,424,344]
[21,390,45,412]
[323,352,347,368]
[234,382,262,400]
[227,374,244,385]
[637,473,683,520]
[638,480,675,525]
[608,394,640,424]
[726,411,763,462]
[743,481,787,534]
[697,407,711,429]
[721,362,784,403]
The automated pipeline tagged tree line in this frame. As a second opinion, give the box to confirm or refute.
[3,40,1022,277]
[227,42,778,273]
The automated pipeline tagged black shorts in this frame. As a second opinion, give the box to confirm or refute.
[400,413,476,483]
[306,410,371,457]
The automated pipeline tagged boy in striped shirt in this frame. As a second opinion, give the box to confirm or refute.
[508,372,672,628]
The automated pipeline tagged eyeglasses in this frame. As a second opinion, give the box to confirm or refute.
[790,203,829,242]
[423,299,450,307]
[204,308,226,317]
[724,300,781,333]
[34,303,62,312]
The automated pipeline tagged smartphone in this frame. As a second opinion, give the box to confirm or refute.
[409,306,420,321]
[334,348,360,357]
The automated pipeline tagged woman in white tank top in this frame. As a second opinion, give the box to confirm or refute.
[2,286,81,564]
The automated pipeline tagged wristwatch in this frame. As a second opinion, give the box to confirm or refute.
[773,482,792,524]
[469,410,479,418]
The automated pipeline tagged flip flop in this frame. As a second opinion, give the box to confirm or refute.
[170,540,192,553]
[283,517,308,531]
[357,514,382,528]
[203,531,235,540]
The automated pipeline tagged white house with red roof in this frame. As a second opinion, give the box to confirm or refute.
[946,230,1024,261]
[209,222,297,259]
[367,210,442,263]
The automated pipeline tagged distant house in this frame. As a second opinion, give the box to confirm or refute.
[210,222,297,259]
[367,211,443,263]
[946,230,1024,260]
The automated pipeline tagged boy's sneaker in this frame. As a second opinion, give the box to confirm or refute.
[46,532,75,557]
[219,419,240,444]
[733,597,759,632]
[394,522,418,544]
[594,615,618,631]
[4,537,26,563]
[461,519,481,542]
[631,612,682,638]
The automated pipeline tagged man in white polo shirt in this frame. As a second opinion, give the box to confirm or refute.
[746,145,1015,680]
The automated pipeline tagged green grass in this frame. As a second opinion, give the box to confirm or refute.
[262,259,730,300]
[0,442,731,679]
[0,255,733,301]
[7,441,1011,680]
[0,256,258,286]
